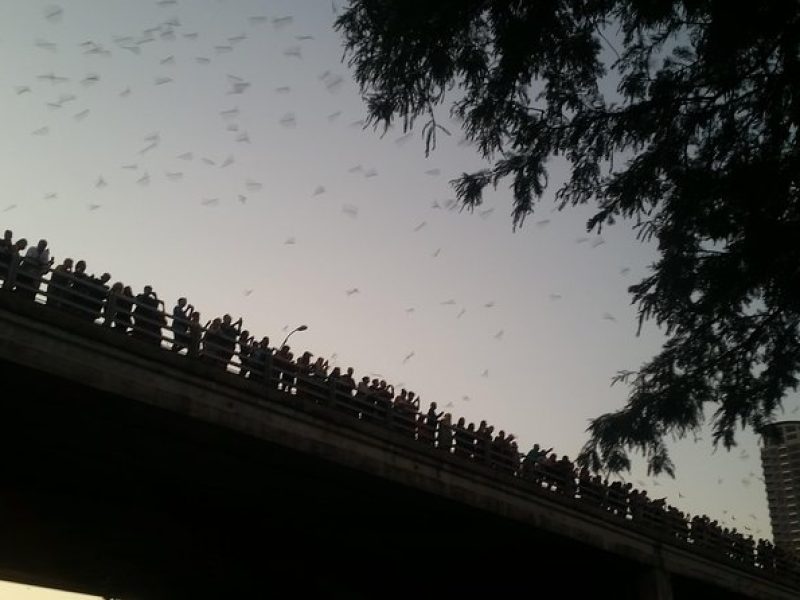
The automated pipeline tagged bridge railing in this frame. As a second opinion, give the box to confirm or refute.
[1,257,799,589]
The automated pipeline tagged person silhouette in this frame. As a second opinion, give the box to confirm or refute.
[171,297,194,352]
[0,230,15,285]
[17,238,53,300]
[47,258,73,310]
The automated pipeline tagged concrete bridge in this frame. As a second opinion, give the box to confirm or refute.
[0,293,797,599]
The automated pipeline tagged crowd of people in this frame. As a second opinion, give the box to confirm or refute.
[0,229,798,583]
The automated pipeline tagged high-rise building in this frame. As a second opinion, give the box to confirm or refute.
[761,420,800,556]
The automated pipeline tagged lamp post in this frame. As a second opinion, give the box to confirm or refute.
[280,324,308,349]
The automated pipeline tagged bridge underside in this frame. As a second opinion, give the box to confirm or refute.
[0,337,769,600]
[0,358,707,600]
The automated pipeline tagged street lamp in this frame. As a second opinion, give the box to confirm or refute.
[280,324,308,349]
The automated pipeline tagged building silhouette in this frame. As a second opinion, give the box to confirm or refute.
[762,421,800,556]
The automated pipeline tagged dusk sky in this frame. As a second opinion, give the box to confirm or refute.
[2,1,797,596]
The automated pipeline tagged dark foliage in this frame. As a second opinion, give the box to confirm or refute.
[337,0,800,475]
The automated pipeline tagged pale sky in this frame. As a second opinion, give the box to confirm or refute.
[1,1,796,596]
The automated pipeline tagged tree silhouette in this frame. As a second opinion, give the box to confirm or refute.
[336,0,800,475]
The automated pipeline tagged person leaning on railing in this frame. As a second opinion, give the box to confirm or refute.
[132,285,165,346]
[67,260,93,319]
[46,258,73,310]
[577,468,603,509]
[201,318,225,367]
[294,351,316,397]
[115,285,135,333]
[16,239,53,301]
[488,429,504,467]
[323,363,351,404]
[1,238,26,290]
[237,330,255,377]
[490,431,519,474]
[171,297,194,353]
[311,357,329,377]
[245,336,271,382]
[668,505,690,542]
[453,417,471,459]
[437,413,453,452]
[507,436,521,474]
[520,444,550,484]
[219,314,243,367]
[391,388,416,436]
[297,351,313,375]
[187,311,203,358]
[341,367,356,388]
[361,379,385,423]
[273,344,295,390]
[87,273,111,322]
[350,376,370,419]
[423,402,443,446]
[104,282,122,326]
[474,421,490,463]
[0,229,15,286]
[415,412,433,445]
